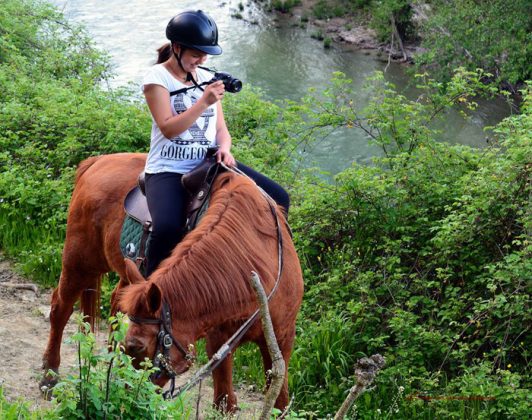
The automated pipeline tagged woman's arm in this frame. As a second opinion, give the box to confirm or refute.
[144,81,225,139]
[215,101,236,166]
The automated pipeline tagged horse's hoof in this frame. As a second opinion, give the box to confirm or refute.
[39,371,58,400]
[214,394,239,414]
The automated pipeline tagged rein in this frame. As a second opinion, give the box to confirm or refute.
[129,166,285,400]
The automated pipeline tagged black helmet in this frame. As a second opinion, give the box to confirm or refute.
[166,10,222,55]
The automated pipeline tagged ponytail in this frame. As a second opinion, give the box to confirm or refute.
[156,42,188,64]
[156,42,172,64]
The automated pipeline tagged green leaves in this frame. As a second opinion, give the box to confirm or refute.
[416,0,531,85]
[50,313,189,419]
[0,0,151,282]
[286,84,531,417]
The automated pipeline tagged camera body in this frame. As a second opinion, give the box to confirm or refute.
[209,72,242,93]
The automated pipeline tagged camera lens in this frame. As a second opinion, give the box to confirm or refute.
[210,72,242,93]
[227,78,242,93]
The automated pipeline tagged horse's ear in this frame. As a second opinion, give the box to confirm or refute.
[146,283,162,314]
[124,258,146,285]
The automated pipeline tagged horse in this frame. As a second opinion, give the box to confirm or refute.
[40,153,304,411]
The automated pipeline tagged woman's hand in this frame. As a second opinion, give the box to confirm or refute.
[216,146,236,167]
[202,81,225,106]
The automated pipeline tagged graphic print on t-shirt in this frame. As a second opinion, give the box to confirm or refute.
[159,92,214,161]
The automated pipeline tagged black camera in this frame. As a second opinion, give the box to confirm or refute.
[208,72,242,93]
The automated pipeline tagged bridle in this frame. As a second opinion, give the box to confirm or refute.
[127,166,285,400]
[128,301,195,395]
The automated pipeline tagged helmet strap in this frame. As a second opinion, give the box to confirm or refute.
[172,43,194,83]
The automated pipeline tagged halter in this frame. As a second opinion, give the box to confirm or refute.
[128,301,195,395]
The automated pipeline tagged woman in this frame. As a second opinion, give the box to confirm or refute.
[142,10,290,276]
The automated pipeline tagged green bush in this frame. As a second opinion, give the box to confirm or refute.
[271,0,301,13]
[416,0,531,86]
[0,0,151,283]
[285,83,531,416]
[369,0,415,42]
[0,386,47,419]
[46,314,191,419]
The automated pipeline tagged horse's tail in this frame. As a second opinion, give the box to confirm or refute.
[76,156,104,331]
[80,277,102,332]
[75,155,102,185]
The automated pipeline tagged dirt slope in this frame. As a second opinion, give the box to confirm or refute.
[0,253,263,417]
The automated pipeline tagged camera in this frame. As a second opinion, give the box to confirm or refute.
[208,72,242,93]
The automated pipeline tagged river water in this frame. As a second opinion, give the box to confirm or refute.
[50,0,512,174]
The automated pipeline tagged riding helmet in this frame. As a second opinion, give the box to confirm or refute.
[166,10,222,55]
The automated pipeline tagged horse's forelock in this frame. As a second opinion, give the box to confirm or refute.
[118,282,150,316]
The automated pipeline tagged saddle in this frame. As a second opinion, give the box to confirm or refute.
[120,147,224,275]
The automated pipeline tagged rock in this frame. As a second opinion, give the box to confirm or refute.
[336,27,379,49]
[38,306,51,321]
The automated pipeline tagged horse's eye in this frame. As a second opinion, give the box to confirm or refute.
[126,336,146,358]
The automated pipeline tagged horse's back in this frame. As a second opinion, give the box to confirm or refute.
[72,153,146,198]
[63,153,147,273]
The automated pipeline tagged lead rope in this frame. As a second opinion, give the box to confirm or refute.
[163,166,284,399]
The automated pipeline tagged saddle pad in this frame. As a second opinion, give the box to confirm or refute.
[120,215,150,276]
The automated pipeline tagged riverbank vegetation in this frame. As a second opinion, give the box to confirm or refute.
[1,0,530,418]
[263,0,531,90]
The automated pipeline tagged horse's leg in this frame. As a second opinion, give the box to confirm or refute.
[206,331,238,412]
[40,268,100,390]
[257,326,296,411]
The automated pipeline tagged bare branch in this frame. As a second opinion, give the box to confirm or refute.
[0,283,39,294]
[195,380,202,420]
[250,271,286,420]
[334,354,386,420]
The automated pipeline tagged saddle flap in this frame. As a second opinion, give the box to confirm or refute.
[124,186,152,227]
[181,146,221,196]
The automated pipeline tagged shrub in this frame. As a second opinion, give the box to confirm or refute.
[48,314,191,419]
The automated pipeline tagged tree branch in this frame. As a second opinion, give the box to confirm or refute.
[250,271,286,420]
[0,283,38,294]
[334,354,386,420]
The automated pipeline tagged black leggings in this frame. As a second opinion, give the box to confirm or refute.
[144,162,289,276]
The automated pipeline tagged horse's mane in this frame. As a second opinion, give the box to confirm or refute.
[122,172,282,321]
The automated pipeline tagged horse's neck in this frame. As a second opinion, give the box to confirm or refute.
[155,174,266,337]
[157,266,255,336]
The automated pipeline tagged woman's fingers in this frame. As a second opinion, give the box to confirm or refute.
[203,81,225,105]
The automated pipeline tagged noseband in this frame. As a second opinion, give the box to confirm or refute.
[128,300,195,393]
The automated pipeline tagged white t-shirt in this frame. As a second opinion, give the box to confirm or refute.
[141,64,218,174]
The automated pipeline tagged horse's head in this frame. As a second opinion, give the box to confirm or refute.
[119,259,195,386]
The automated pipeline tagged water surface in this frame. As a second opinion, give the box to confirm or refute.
[50,0,511,173]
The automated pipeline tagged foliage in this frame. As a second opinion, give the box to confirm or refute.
[48,313,191,419]
[270,0,302,13]
[0,0,151,285]
[312,0,370,20]
[1,1,530,418]
[369,0,415,42]
[0,386,49,419]
[283,82,531,417]
[416,0,531,86]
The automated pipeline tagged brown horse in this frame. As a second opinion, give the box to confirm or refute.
[41,153,304,411]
